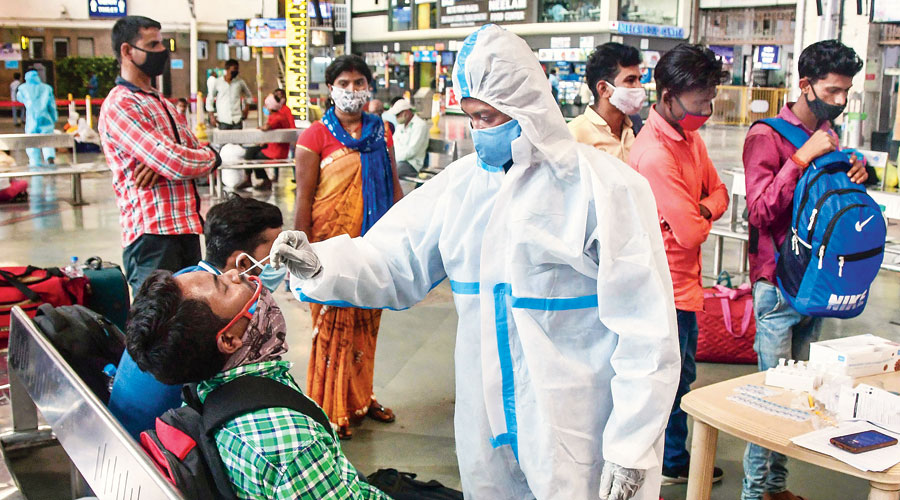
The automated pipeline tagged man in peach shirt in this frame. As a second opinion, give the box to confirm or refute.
[568,42,645,162]
[629,43,730,486]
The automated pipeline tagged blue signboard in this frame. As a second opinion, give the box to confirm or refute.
[88,0,126,17]
[756,45,781,70]
[414,50,438,63]
[610,21,685,39]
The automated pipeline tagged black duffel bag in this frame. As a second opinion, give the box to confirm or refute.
[366,469,463,500]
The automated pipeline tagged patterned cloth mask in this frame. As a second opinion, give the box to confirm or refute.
[331,87,371,114]
[222,286,288,371]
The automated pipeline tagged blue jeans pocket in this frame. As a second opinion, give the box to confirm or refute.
[753,281,780,322]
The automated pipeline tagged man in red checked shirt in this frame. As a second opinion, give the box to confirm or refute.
[99,16,220,293]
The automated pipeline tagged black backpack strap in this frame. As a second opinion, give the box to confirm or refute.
[0,268,40,302]
[182,383,203,412]
[200,376,335,440]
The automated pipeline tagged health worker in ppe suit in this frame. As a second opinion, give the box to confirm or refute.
[16,70,59,165]
[271,24,680,500]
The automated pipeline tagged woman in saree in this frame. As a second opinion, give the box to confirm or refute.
[294,55,404,439]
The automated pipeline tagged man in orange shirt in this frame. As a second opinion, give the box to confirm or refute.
[629,43,730,486]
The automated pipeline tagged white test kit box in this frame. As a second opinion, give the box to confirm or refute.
[808,334,900,378]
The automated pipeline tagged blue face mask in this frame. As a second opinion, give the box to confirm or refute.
[471,119,521,168]
[238,253,288,292]
[257,263,288,292]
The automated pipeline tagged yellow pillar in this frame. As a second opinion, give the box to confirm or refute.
[429,93,441,136]
[195,91,208,142]
[85,95,92,129]
[417,3,432,30]
[739,87,749,126]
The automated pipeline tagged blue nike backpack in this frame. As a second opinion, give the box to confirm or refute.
[759,118,886,318]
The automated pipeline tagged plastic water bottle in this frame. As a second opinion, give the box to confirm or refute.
[102,363,117,394]
[63,256,84,279]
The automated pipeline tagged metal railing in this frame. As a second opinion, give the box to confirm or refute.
[711,86,789,126]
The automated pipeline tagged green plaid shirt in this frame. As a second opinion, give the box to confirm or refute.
[196,361,391,500]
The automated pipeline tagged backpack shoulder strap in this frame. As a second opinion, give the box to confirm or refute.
[201,375,335,440]
[756,118,852,170]
[754,117,810,150]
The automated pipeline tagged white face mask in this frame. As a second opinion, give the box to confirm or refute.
[606,83,646,116]
[331,86,371,114]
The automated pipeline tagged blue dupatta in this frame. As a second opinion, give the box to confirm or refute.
[322,107,395,235]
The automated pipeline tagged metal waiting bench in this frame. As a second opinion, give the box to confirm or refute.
[401,138,459,187]
[207,128,303,198]
[0,134,108,206]
[706,169,751,278]
[4,306,183,499]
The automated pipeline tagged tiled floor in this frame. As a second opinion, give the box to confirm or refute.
[0,114,898,499]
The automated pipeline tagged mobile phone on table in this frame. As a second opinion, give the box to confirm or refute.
[830,430,898,454]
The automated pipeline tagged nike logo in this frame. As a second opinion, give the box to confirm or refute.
[856,215,875,232]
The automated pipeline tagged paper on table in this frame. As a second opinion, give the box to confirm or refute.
[838,384,900,434]
[791,421,900,472]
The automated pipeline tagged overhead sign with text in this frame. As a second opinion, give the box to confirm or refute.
[755,45,780,70]
[88,0,126,17]
[608,21,685,39]
[439,0,536,28]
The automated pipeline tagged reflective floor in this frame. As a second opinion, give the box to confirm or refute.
[0,114,898,499]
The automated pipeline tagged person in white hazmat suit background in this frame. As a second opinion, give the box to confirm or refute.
[16,70,59,166]
[271,24,681,500]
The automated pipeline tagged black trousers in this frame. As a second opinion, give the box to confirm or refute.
[216,121,243,130]
[243,146,272,181]
[122,234,202,294]
[397,161,418,179]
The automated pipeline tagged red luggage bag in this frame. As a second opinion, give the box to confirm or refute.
[696,279,758,365]
[0,266,87,345]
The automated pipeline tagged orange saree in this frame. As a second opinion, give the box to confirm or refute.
[306,145,383,434]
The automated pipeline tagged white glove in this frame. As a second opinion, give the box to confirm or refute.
[598,461,645,500]
[269,230,322,280]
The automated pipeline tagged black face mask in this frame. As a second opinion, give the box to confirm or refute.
[130,44,169,78]
[230,70,239,79]
[805,85,846,123]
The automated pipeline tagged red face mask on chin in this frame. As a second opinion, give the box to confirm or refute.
[678,111,711,131]
[673,96,712,132]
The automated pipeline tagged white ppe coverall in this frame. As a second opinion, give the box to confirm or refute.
[291,24,680,500]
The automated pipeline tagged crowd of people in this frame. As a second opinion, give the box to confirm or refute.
[5,11,866,500]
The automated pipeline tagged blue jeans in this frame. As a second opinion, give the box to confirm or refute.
[741,281,822,500]
[663,310,699,472]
